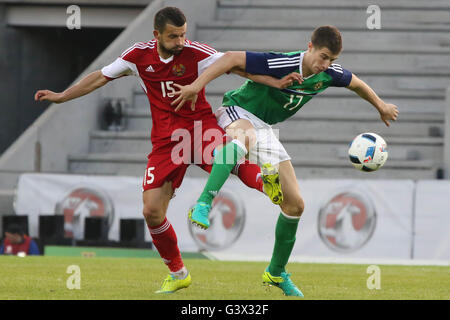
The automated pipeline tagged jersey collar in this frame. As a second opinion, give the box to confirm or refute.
[299,51,315,80]
[154,40,175,64]
[159,55,174,64]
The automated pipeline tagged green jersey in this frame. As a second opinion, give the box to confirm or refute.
[222,51,353,125]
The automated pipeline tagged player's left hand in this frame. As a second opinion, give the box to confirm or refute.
[278,72,303,89]
[379,102,399,127]
[172,83,198,112]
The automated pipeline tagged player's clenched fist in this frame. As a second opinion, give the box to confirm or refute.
[34,90,64,103]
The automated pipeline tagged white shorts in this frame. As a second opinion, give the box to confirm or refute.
[215,106,291,167]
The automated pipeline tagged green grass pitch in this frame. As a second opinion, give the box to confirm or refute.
[0,256,448,300]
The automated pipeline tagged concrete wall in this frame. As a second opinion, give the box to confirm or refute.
[0,17,122,157]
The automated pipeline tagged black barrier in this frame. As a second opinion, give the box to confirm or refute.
[120,218,145,244]
[2,215,29,236]
[39,215,65,243]
[84,217,109,242]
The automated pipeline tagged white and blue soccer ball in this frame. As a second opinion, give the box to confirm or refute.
[348,132,388,172]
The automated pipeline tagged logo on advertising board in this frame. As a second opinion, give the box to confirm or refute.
[317,190,377,253]
[188,189,245,251]
[54,186,115,239]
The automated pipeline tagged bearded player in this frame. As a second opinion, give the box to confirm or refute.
[34,7,296,294]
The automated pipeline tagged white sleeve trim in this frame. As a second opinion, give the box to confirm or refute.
[101,57,137,79]
[198,52,224,76]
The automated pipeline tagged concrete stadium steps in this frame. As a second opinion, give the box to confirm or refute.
[276,115,443,138]
[87,128,442,161]
[206,85,446,100]
[67,151,438,180]
[286,110,443,123]
[200,74,449,97]
[68,153,147,176]
[282,136,443,162]
[203,94,445,115]
[216,1,450,30]
[121,105,151,131]
[89,131,152,154]
[121,106,444,138]
[123,97,444,131]
[67,0,448,181]
[129,74,449,113]
[135,50,450,76]
[212,44,450,55]
[290,159,437,180]
[131,92,149,112]
[198,26,450,54]
[133,85,447,116]
[68,153,211,178]
[322,52,450,76]
[218,0,450,9]
[206,19,450,33]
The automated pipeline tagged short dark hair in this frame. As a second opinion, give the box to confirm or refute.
[311,25,342,55]
[5,224,24,235]
[154,6,186,32]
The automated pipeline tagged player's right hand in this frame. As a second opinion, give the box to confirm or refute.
[379,102,399,127]
[34,90,64,103]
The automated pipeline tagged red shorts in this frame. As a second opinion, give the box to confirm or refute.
[142,118,230,191]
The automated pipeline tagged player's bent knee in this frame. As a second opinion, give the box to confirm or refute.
[142,205,166,227]
[280,197,305,217]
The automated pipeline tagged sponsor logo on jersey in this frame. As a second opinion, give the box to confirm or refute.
[317,190,376,253]
[172,64,186,76]
[145,65,155,72]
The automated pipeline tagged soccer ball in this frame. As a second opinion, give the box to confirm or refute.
[348,132,388,172]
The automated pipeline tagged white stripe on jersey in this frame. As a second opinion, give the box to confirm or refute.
[268,56,300,63]
[187,42,217,56]
[191,41,217,53]
[186,44,215,56]
[268,58,300,66]
[121,42,153,58]
[328,66,343,73]
[330,64,343,70]
[269,62,300,69]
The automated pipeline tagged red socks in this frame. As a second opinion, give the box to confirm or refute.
[148,218,184,273]
[233,159,263,193]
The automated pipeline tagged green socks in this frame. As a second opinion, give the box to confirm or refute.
[197,140,247,205]
[268,212,300,276]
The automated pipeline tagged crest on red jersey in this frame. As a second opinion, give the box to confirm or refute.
[172,64,186,76]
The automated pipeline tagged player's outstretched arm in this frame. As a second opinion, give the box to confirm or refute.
[232,69,303,89]
[34,70,109,104]
[172,51,246,111]
[346,73,399,126]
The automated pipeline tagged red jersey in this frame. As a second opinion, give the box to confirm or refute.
[2,235,34,255]
[101,39,223,146]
